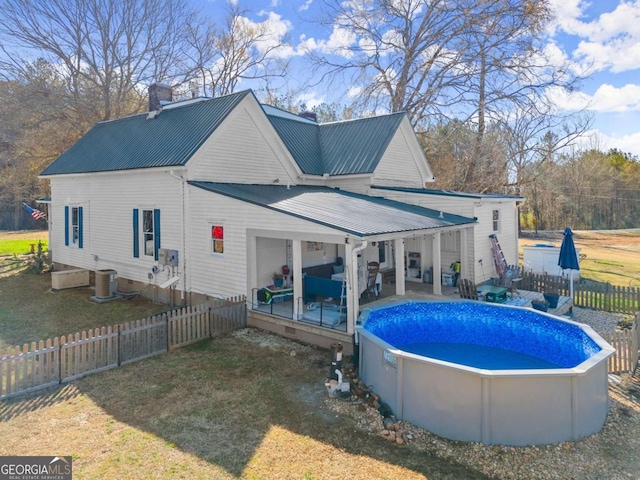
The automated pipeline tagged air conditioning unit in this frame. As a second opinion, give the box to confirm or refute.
[158,248,179,266]
[95,269,117,299]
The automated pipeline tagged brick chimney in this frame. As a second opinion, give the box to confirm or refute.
[299,111,318,122]
[148,83,173,111]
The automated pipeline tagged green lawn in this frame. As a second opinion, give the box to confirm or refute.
[0,272,167,353]
[0,238,48,256]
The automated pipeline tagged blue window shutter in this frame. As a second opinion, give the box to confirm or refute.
[153,209,161,261]
[133,209,139,258]
[64,206,69,246]
[78,207,84,249]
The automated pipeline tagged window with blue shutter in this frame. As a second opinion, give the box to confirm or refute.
[78,206,83,249]
[153,209,161,261]
[64,205,83,248]
[64,206,69,246]
[133,209,139,258]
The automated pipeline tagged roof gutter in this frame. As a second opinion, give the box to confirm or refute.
[39,165,188,180]
[298,172,373,181]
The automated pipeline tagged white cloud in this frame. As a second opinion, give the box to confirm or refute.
[296,92,324,108]
[578,128,640,156]
[237,12,295,59]
[550,0,640,73]
[549,83,640,113]
[300,24,356,58]
[590,83,640,112]
[324,25,356,57]
[347,86,362,98]
[299,0,312,12]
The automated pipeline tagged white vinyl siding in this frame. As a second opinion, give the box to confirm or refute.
[373,119,434,188]
[187,186,344,299]
[374,128,424,187]
[188,96,299,184]
[49,171,182,284]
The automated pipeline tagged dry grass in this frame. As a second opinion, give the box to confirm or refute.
[0,335,489,479]
[2,230,639,479]
[0,271,167,353]
[520,229,640,287]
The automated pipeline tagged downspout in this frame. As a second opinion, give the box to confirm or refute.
[169,170,187,302]
[350,239,367,366]
[349,239,367,324]
[351,240,368,302]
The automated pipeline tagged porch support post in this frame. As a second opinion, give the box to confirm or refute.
[292,239,303,320]
[345,240,357,333]
[432,232,442,295]
[394,238,405,295]
[247,234,257,305]
[460,228,470,283]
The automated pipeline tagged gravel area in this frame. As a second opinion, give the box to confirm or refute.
[569,306,632,333]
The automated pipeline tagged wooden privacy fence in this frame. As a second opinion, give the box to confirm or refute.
[603,312,640,375]
[519,271,640,315]
[0,296,246,400]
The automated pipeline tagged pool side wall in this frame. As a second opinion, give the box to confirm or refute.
[358,332,611,446]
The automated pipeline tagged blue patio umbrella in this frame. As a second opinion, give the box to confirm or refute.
[558,227,580,304]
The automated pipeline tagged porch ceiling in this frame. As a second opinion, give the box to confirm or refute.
[189,182,476,237]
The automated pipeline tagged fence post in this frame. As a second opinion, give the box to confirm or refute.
[57,338,62,386]
[117,324,122,367]
[208,305,213,339]
[165,313,170,352]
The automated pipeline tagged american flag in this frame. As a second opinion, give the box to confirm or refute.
[23,202,47,221]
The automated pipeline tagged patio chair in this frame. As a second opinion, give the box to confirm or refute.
[457,278,479,300]
[365,261,380,300]
[499,265,523,296]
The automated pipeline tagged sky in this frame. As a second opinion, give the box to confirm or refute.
[202,0,640,157]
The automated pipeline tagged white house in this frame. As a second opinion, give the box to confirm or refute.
[40,85,522,352]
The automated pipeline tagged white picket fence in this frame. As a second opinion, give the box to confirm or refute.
[0,297,246,399]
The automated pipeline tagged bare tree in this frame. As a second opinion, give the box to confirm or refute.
[498,105,592,195]
[309,0,472,126]
[182,4,290,98]
[458,0,555,188]
[0,0,198,121]
[311,0,589,194]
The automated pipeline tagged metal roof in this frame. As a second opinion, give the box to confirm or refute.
[320,114,405,175]
[265,111,406,176]
[373,186,525,201]
[189,182,476,237]
[267,116,324,174]
[41,91,250,176]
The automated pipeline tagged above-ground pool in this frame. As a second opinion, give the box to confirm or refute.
[356,301,615,446]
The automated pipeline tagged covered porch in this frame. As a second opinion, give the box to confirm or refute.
[247,226,476,344]
[248,278,573,355]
